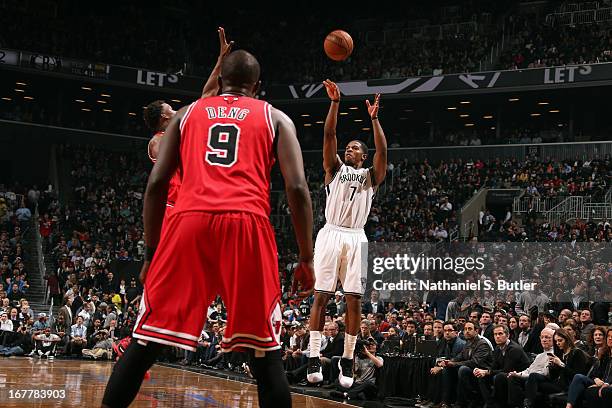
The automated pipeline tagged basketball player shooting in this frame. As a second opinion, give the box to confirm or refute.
[101,50,315,408]
[307,79,387,387]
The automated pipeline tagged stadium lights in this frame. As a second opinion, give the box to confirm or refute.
[460,114,469,118]
[103,109,112,112]
[508,98,519,102]
[96,100,107,104]
[530,113,541,117]
[81,108,91,112]
[75,99,85,103]
[315,121,324,124]
[15,89,25,92]
[24,96,34,100]
[549,109,560,113]
[171,99,181,103]
[101,93,111,97]
[303,123,311,127]
[537,102,549,105]
[447,107,457,110]
[128,112,137,116]
[362,127,371,131]
[354,119,363,122]
[465,123,475,127]
[483,115,493,119]
[81,86,92,91]
[301,114,310,117]
[349,107,358,110]
[2,97,11,101]
[558,123,564,127]
[460,101,470,104]
[491,126,496,130]
[15,82,27,86]
[339,112,348,115]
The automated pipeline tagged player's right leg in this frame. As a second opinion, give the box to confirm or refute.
[308,225,341,383]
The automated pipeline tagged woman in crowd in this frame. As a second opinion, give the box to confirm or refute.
[565,328,612,408]
[523,328,591,408]
[587,326,607,358]
[563,321,589,353]
[509,316,520,342]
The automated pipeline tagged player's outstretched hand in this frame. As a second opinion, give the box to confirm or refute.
[218,27,234,58]
[139,261,151,285]
[291,260,315,301]
[366,93,381,119]
[323,79,340,101]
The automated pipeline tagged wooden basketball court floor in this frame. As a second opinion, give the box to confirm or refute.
[0,358,355,407]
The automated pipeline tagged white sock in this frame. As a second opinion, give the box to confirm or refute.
[309,331,322,358]
[343,334,357,359]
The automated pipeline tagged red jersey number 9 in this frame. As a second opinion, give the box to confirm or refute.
[205,124,240,167]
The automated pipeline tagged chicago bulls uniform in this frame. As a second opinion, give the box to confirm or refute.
[147,131,181,216]
[134,95,282,352]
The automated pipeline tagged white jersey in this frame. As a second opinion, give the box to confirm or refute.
[325,164,375,229]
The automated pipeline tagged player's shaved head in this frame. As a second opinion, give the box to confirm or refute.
[221,50,261,89]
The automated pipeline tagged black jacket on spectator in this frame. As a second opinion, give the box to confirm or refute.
[591,302,610,325]
[321,334,344,359]
[441,336,466,360]
[481,323,495,345]
[362,300,385,315]
[588,355,612,383]
[453,336,492,369]
[549,348,592,389]
[487,340,530,376]
[521,324,544,355]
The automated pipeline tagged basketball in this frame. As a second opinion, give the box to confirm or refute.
[324,30,353,61]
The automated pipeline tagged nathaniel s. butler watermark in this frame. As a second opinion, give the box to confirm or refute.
[372,279,537,292]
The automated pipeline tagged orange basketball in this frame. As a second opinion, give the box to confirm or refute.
[324,30,353,61]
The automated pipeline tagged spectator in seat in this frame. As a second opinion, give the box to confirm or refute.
[587,326,607,358]
[522,328,591,408]
[32,312,50,338]
[563,321,589,353]
[104,304,117,329]
[362,290,384,315]
[566,327,612,408]
[507,327,555,407]
[69,315,87,356]
[368,319,384,347]
[58,297,73,326]
[428,321,466,407]
[441,321,493,407]
[33,327,61,358]
[517,313,543,354]
[52,313,69,354]
[82,329,113,360]
[479,324,530,407]
[0,324,32,356]
[578,309,595,342]
[479,311,495,345]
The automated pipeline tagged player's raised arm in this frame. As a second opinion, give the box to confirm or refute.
[201,27,234,98]
[142,107,185,254]
[272,107,314,298]
[322,79,342,183]
[367,93,387,186]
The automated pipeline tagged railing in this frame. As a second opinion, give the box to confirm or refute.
[513,195,573,214]
[34,204,50,305]
[546,7,612,25]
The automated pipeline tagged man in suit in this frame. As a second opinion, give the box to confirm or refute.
[362,290,384,315]
[321,321,344,383]
[479,311,495,345]
[476,324,530,407]
[517,314,543,354]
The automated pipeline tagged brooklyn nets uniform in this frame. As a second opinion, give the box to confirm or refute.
[314,163,375,296]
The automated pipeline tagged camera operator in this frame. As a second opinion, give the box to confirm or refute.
[330,339,384,401]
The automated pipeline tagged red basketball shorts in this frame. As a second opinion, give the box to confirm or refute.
[133,211,283,352]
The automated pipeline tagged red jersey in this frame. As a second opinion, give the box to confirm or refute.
[148,131,181,206]
[173,95,275,218]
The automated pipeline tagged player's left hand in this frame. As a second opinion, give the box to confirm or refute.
[291,260,315,301]
[218,27,234,58]
[139,261,151,285]
[366,93,381,119]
